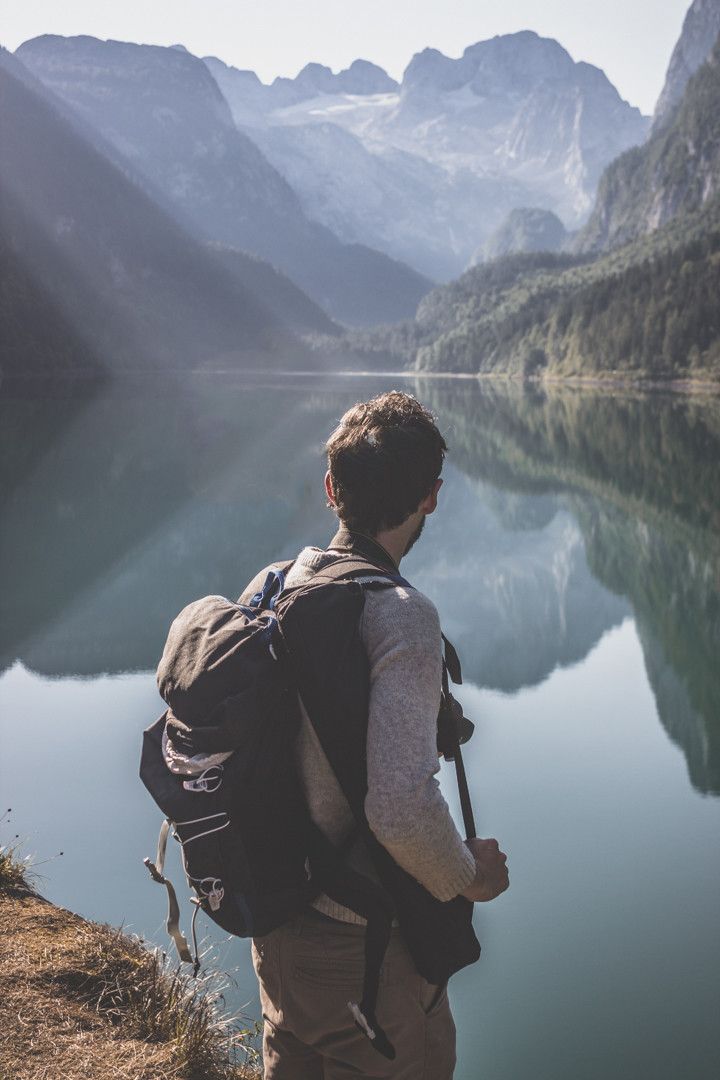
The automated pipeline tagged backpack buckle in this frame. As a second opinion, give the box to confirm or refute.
[182,765,224,794]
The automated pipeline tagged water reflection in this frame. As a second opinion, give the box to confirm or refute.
[417,381,720,795]
[1,376,719,796]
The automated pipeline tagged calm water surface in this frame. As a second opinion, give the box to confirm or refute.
[1,374,719,1080]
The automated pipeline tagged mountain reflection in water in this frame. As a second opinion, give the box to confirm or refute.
[1,376,718,797]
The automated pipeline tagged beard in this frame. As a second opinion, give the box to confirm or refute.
[403,515,426,556]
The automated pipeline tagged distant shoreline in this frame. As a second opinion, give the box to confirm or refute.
[3,368,719,397]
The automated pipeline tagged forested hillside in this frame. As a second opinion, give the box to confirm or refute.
[379,36,720,382]
[411,199,720,378]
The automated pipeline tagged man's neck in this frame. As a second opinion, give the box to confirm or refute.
[328,526,400,572]
[371,529,407,569]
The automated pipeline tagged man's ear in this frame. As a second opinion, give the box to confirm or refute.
[419,477,443,515]
[324,471,336,507]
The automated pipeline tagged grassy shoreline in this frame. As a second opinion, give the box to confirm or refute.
[0,850,261,1080]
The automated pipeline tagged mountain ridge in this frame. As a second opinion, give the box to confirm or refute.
[578,32,720,253]
[16,34,430,328]
[376,16,720,384]
[0,47,332,378]
[653,0,720,129]
[207,30,648,281]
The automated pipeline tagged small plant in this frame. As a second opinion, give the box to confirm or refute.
[0,810,32,895]
[0,842,31,894]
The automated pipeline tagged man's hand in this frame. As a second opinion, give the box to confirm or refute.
[460,838,509,902]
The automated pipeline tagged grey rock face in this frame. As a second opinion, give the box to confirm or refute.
[577,34,720,253]
[480,208,568,262]
[262,56,398,107]
[338,58,399,95]
[653,0,720,129]
[402,31,574,101]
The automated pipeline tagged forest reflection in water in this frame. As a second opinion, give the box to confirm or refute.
[2,375,718,797]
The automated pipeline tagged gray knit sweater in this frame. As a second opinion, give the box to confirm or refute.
[243,546,476,923]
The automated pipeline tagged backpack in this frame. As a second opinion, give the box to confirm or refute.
[140,553,477,1058]
[140,561,309,964]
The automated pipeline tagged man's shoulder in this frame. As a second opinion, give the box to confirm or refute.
[362,580,441,643]
[239,553,439,632]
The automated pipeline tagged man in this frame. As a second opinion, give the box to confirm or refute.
[242,391,509,1079]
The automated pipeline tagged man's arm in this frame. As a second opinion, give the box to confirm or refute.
[362,586,478,901]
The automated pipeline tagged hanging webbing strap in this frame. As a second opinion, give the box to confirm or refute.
[442,634,463,685]
[143,817,199,973]
[309,827,396,1061]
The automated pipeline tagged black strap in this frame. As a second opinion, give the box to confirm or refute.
[442,634,463,685]
[321,870,396,1060]
[453,742,476,841]
[307,826,396,1060]
[281,562,477,1056]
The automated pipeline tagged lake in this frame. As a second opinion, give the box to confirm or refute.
[1,373,719,1080]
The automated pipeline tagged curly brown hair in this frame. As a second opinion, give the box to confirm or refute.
[325,391,447,535]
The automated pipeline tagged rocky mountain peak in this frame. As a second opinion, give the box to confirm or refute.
[463,31,574,93]
[339,59,398,94]
[204,56,261,87]
[269,57,397,103]
[17,34,236,152]
[18,33,219,90]
[653,0,720,128]
[402,32,576,100]
[401,46,465,95]
[294,61,335,91]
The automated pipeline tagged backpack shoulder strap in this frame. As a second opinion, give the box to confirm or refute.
[309,555,411,589]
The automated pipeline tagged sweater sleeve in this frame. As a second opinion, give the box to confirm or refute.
[362,586,476,901]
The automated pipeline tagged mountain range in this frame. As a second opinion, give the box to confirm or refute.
[368,9,720,383]
[15,35,430,329]
[5,1,719,382]
[0,49,338,379]
[207,30,648,279]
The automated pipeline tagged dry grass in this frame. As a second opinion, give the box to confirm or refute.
[0,880,262,1080]
[0,842,32,895]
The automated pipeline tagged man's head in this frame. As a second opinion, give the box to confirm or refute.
[324,391,447,549]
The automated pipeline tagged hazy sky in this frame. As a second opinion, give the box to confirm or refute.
[3,0,692,115]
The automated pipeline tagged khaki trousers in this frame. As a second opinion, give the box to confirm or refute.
[252,909,456,1079]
